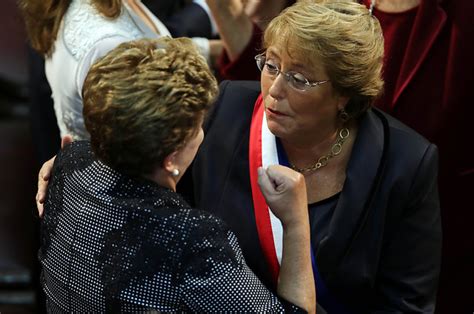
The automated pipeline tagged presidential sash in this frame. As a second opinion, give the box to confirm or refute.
[248,94,283,284]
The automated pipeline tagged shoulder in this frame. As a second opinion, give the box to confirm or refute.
[54,141,95,173]
[363,108,437,161]
[176,208,243,273]
[143,191,231,235]
[373,109,437,159]
[217,80,261,103]
[353,108,438,194]
[205,80,260,130]
[140,200,238,265]
[190,209,231,234]
[62,0,142,61]
[171,207,232,240]
[146,199,236,251]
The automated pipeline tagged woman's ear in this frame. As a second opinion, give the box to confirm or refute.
[162,151,179,173]
[336,95,350,111]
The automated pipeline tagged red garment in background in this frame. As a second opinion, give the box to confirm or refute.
[217,23,263,81]
[375,7,417,112]
[366,0,474,312]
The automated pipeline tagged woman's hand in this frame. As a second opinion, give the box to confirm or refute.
[36,156,55,217]
[243,0,289,30]
[257,165,308,227]
[36,135,73,217]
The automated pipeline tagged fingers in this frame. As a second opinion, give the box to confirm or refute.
[36,137,71,218]
[36,195,44,218]
[257,166,275,196]
[265,165,304,192]
[264,166,287,192]
[61,134,73,149]
[258,165,307,202]
[36,156,56,218]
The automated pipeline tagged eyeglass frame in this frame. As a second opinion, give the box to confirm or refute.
[255,52,330,91]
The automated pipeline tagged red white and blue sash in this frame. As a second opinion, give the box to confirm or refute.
[248,94,283,284]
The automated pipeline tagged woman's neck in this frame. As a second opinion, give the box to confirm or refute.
[144,169,176,192]
[281,126,340,169]
[371,0,420,13]
[281,119,357,173]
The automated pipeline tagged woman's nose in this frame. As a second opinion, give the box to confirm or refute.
[268,73,288,100]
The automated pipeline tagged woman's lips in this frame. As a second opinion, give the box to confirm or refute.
[266,107,288,117]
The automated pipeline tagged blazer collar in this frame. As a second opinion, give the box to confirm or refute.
[316,109,388,282]
[392,0,447,107]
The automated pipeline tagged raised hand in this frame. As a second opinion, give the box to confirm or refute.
[257,165,308,227]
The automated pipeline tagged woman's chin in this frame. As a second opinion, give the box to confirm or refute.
[266,119,288,139]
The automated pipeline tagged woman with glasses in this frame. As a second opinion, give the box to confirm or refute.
[191,1,441,312]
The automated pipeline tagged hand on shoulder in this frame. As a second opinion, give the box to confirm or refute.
[36,135,73,217]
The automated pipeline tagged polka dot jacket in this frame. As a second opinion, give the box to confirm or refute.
[40,141,302,313]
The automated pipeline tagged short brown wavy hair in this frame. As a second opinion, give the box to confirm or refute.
[83,37,218,177]
[264,0,384,118]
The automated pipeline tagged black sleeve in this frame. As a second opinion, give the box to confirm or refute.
[179,212,305,313]
[374,144,441,313]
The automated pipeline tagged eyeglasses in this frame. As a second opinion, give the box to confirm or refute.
[255,53,330,92]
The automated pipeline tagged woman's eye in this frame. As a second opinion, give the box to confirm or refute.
[265,62,279,73]
[291,73,308,84]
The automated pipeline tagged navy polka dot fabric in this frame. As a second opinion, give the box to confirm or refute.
[40,141,301,312]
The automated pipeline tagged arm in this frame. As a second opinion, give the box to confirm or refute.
[205,0,290,60]
[375,144,441,312]
[205,0,254,61]
[216,23,262,80]
[209,1,280,80]
[258,165,315,313]
[244,0,290,30]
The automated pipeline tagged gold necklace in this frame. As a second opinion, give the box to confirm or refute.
[289,128,350,174]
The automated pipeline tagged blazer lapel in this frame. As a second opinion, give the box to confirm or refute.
[316,109,388,283]
[392,0,447,108]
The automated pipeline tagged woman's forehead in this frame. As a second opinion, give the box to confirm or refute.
[266,44,326,74]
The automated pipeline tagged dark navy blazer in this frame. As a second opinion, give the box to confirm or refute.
[189,81,441,313]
